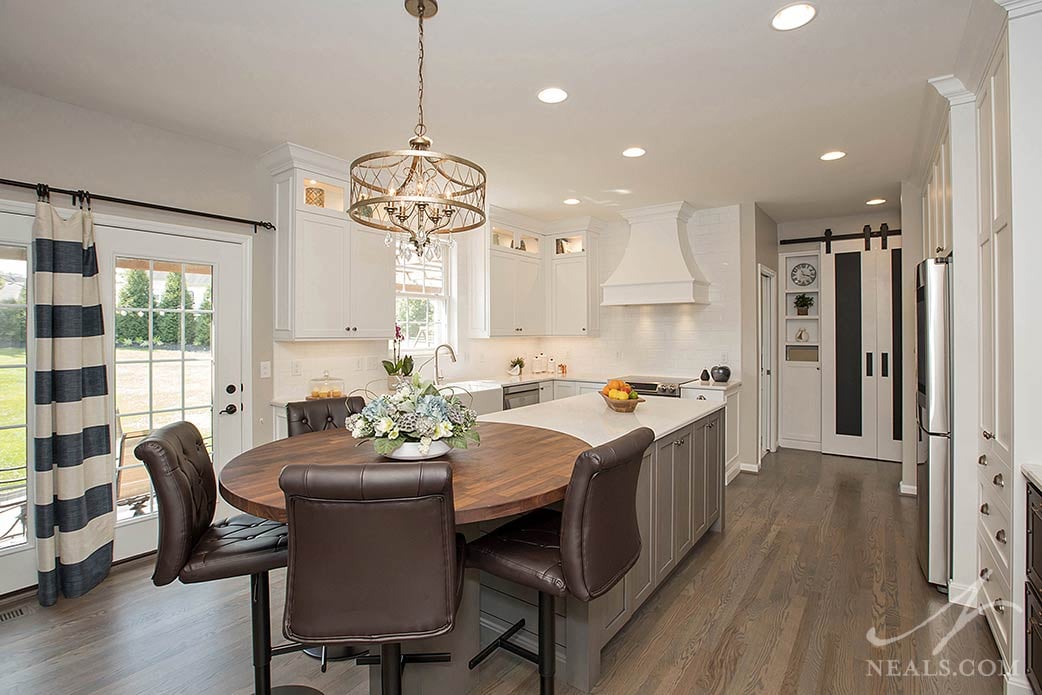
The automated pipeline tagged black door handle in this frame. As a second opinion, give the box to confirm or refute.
[881,352,889,378]
[866,352,873,377]
[219,404,238,415]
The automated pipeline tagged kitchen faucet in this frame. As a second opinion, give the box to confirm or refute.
[434,344,457,385]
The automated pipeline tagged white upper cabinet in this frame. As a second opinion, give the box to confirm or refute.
[263,142,395,341]
[470,207,600,338]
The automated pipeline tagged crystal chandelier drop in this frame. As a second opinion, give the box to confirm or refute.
[348,0,487,262]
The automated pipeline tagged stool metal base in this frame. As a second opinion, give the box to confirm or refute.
[268,686,324,695]
[303,645,366,660]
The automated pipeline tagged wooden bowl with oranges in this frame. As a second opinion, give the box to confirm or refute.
[600,380,645,413]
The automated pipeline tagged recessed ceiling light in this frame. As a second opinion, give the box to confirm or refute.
[820,151,846,161]
[622,147,646,158]
[537,87,568,104]
[771,3,817,31]
[608,188,632,195]
[563,198,581,205]
[866,198,886,205]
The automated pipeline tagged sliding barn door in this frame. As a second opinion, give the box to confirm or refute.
[821,237,903,461]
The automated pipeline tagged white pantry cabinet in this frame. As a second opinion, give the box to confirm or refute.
[263,142,395,341]
[547,222,600,336]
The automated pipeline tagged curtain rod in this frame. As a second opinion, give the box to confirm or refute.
[0,177,275,233]
[780,224,901,253]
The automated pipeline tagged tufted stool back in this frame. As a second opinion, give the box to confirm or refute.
[134,421,218,586]
[286,396,365,437]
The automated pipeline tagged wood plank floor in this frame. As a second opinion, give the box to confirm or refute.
[0,448,1001,694]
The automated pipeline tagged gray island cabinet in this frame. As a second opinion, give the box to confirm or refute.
[479,398,726,692]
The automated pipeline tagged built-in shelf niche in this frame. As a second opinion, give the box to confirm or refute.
[782,251,821,365]
[301,176,345,213]
[554,234,585,255]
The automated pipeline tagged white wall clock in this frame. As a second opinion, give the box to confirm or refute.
[791,262,817,287]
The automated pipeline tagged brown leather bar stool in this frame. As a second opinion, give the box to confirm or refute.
[279,462,466,695]
[466,427,655,695]
[285,394,366,666]
[135,421,316,695]
[286,396,365,437]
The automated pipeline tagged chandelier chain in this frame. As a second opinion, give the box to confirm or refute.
[415,3,426,137]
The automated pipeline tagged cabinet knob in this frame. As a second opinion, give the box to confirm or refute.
[996,529,1007,544]
[697,395,706,401]
[352,326,358,332]
[983,430,994,440]
[980,502,990,515]
[936,246,944,254]
[978,454,988,466]
[581,327,586,332]
[995,600,1006,614]
[980,567,992,581]
[993,473,1004,488]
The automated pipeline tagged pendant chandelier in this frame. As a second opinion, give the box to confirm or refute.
[348,0,487,262]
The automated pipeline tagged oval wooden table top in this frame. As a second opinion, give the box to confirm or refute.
[219,422,591,525]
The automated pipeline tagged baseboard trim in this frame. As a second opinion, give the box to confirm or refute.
[725,459,742,484]
[739,461,760,474]
[947,581,978,608]
[1004,672,1032,695]
[777,438,821,452]
[899,481,917,497]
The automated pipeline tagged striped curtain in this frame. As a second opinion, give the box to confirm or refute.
[33,202,114,606]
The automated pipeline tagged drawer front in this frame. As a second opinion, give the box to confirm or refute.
[1027,583,1042,695]
[1030,484,1042,598]
[978,533,1011,664]
[979,462,1013,517]
[979,482,1012,576]
[682,388,726,403]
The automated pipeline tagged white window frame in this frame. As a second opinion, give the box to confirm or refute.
[394,248,454,356]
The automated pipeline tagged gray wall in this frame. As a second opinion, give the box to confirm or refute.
[0,84,275,445]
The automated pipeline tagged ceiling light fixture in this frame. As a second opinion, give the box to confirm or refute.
[866,198,886,206]
[563,198,581,205]
[820,151,846,161]
[622,147,646,158]
[771,3,817,31]
[538,87,568,104]
[348,0,486,262]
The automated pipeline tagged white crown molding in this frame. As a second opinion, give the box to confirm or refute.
[260,142,351,177]
[619,201,695,225]
[544,216,609,236]
[927,74,975,105]
[997,0,1042,19]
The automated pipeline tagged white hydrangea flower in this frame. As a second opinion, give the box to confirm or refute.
[433,420,454,439]
[374,416,396,435]
[419,436,432,454]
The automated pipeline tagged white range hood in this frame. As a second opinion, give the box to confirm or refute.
[601,201,710,306]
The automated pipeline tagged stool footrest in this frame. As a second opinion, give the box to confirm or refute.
[468,618,531,670]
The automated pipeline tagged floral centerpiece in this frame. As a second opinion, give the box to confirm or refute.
[347,376,480,460]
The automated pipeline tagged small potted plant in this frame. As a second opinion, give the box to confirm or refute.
[794,293,815,316]
[509,356,526,377]
[382,324,414,389]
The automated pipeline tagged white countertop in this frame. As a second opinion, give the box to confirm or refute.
[1023,464,1042,491]
[681,379,742,392]
[480,392,725,447]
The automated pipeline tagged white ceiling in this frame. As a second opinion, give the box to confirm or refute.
[0,0,973,222]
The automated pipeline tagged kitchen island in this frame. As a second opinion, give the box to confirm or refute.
[478,393,726,692]
[224,393,725,695]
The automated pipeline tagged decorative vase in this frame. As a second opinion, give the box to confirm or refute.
[795,328,809,343]
[797,305,809,316]
[700,368,711,382]
[710,366,731,383]
[383,439,451,461]
[387,375,406,391]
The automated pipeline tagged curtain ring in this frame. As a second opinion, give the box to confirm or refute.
[36,183,50,202]
[84,191,92,211]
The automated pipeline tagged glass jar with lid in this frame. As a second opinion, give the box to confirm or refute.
[308,370,345,400]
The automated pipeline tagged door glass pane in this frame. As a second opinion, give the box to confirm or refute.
[835,252,863,437]
[0,244,29,549]
[113,257,215,524]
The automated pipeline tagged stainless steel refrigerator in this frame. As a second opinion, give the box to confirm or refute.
[916,256,951,587]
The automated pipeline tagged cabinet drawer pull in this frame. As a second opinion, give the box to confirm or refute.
[995,529,1007,544]
[983,430,994,440]
[697,395,706,400]
[980,503,990,515]
[980,567,991,581]
[978,454,988,466]
[993,473,1004,488]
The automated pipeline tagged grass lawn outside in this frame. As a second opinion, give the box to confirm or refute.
[0,346,28,492]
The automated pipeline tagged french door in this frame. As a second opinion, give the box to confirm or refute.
[96,225,247,561]
[821,237,903,461]
[758,267,776,460]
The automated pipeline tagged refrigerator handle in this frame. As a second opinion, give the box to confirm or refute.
[866,352,873,377]
[881,352,889,377]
